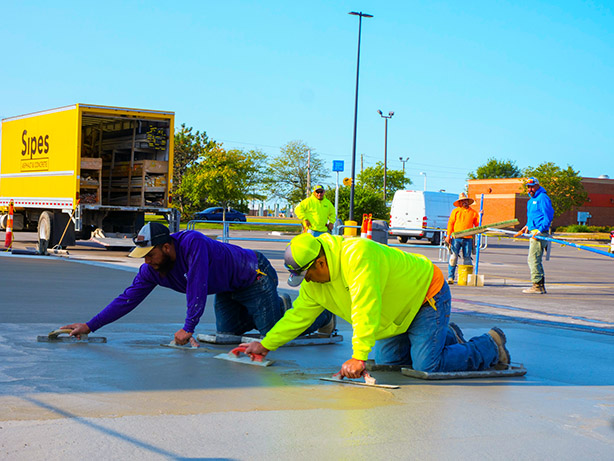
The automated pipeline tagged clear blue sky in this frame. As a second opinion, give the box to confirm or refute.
[2,1,612,199]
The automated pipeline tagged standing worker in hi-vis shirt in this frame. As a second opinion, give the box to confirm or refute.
[294,184,335,237]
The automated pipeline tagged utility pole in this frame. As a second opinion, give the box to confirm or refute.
[420,171,427,191]
[348,11,373,221]
[377,110,394,202]
[399,156,409,173]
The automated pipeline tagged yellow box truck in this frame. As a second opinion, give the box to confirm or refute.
[0,104,178,252]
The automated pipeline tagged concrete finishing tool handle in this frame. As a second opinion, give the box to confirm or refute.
[48,328,88,340]
[229,346,267,362]
[331,369,376,385]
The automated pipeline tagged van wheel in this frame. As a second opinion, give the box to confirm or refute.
[38,211,54,254]
[430,233,441,245]
[397,236,408,244]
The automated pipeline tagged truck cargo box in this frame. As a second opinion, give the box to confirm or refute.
[0,104,178,251]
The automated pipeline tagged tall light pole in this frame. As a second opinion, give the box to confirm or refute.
[377,110,394,202]
[420,171,427,191]
[399,156,409,173]
[348,11,373,221]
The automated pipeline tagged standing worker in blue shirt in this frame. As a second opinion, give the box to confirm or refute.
[517,177,554,294]
[294,184,336,237]
[62,222,332,345]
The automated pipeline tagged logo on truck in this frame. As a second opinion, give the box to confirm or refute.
[20,130,50,172]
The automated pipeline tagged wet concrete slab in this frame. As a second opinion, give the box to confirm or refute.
[1,234,614,459]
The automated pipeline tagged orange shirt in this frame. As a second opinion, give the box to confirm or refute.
[447,207,479,239]
[424,264,444,302]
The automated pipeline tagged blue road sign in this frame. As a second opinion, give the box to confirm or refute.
[332,160,344,172]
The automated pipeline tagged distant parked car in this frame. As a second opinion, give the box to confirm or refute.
[193,207,247,222]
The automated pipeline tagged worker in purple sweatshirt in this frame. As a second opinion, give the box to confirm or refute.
[62,222,333,346]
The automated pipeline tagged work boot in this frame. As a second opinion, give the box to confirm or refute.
[280,293,293,313]
[522,278,546,294]
[447,277,454,285]
[488,327,510,370]
[317,314,337,336]
[538,279,547,294]
[448,322,466,344]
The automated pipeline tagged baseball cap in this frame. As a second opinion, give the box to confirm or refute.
[313,184,325,193]
[526,177,539,187]
[284,233,322,286]
[129,222,171,258]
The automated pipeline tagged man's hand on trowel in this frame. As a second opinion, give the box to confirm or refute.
[174,328,195,346]
[340,358,366,379]
[240,341,270,358]
[60,323,91,339]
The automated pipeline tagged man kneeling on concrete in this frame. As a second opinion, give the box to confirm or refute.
[242,233,511,377]
[62,223,332,345]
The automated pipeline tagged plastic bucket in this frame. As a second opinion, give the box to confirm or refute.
[457,265,474,286]
[343,220,358,237]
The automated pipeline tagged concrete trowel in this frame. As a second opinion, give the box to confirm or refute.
[320,370,399,389]
[37,328,107,343]
[214,346,274,367]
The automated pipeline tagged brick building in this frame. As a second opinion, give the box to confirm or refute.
[466,177,614,229]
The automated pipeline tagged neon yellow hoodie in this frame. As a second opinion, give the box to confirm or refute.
[294,194,336,232]
[261,234,434,360]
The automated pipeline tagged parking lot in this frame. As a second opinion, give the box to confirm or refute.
[1,230,613,459]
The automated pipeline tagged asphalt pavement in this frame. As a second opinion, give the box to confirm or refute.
[1,230,613,460]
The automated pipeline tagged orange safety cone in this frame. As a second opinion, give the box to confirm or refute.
[366,214,373,240]
[4,199,14,249]
[360,214,368,238]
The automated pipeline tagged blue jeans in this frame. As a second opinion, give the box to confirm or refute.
[448,238,473,279]
[214,251,332,336]
[374,283,498,372]
[528,237,547,283]
[308,229,329,237]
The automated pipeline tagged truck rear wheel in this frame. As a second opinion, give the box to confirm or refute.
[38,211,54,254]
[397,236,408,244]
[430,232,441,245]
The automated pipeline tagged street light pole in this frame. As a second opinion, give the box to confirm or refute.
[348,11,373,221]
[420,171,427,191]
[378,110,394,202]
[399,156,409,173]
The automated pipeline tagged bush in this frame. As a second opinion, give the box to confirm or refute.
[556,225,612,233]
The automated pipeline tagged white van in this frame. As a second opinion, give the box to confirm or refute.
[389,190,457,244]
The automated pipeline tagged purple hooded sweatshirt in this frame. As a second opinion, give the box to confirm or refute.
[87,231,258,333]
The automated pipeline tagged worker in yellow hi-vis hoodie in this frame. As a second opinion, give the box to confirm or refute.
[294,184,335,237]
[243,233,512,378]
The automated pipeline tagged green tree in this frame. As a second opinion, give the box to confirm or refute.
[468,157,522,180]
[523,162,587,218]
[173,124,217,215]
[264,140,329,205]
[357,161,411,202]
[177,146,267,217]
[326,185,387,225]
